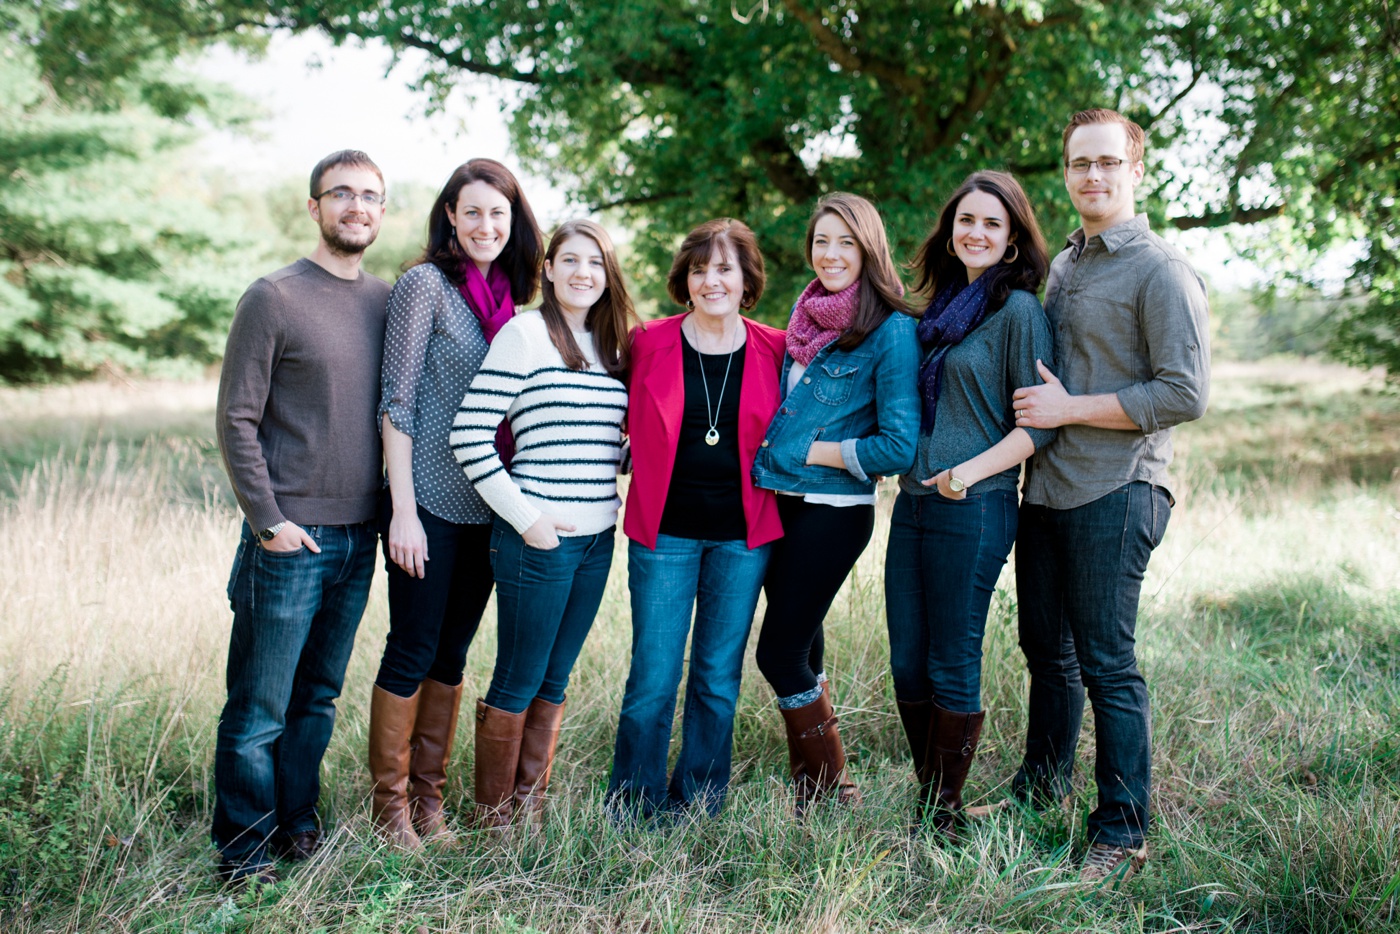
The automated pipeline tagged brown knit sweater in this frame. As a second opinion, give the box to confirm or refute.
[216,258,391,532]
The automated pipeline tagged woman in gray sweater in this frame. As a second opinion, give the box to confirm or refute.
[885,170,1054,834]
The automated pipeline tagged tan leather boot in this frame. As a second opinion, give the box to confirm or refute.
[408,678,464,844]
[513,696,566,826]
[473,699,526,830]
[368,685,422,849]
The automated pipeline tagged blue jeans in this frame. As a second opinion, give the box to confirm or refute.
[212,521,377,877]
[1012,482,1171,848]
[608,535,771,819]
[884,488,1017,712]
[484,519,615,714]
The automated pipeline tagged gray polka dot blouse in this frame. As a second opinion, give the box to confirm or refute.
[378,262,493,525]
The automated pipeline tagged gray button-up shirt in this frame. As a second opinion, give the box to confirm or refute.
[1023,214,1210,510]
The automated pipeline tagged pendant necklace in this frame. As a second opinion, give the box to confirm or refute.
[694,319,740,446]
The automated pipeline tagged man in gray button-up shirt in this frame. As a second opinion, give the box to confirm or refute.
[994,109,1210,883]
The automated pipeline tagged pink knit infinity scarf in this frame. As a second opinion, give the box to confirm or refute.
[785,277,860,366]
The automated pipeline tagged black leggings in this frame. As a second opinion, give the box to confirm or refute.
[755,497,875,699]
[375,496,495,697]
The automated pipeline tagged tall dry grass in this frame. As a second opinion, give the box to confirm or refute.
[1,362,1397,933]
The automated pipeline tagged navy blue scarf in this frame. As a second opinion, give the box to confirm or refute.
[915,274,991,429]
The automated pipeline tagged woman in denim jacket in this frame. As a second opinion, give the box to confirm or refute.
[750,193,920,813]
[886,170,1054,834]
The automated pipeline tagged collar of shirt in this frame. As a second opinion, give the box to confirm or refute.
[1065,213,1150,258]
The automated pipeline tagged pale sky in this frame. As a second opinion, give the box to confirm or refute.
[194,31,568,220]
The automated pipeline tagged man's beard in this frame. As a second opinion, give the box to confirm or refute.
[320,216,378,257]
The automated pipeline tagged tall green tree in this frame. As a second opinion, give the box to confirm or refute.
[0,6,262,381]
[18,1,1400,370]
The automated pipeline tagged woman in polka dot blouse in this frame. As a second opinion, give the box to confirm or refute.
[367,159,543,849]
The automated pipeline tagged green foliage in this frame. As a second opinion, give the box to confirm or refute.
[9,2,1400,363]
[0,10,266,382]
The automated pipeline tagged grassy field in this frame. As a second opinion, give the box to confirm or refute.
[1,359,1397,933]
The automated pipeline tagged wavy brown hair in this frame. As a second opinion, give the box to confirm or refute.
[412,158,544,304]
[539,220,637,379]
[910,170,1049,315]
[805,192,914,350]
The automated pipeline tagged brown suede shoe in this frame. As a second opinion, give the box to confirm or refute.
[1080,842,1148,886]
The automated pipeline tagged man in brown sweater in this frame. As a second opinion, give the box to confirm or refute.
[212,150,391,884]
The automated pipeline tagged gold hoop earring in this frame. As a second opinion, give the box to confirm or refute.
[946,238,957,257]
[1002,243,1019,264]
[686,300,694,309]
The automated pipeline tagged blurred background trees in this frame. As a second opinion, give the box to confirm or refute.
[4,0,1397,380]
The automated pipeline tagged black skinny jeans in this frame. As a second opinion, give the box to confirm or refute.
[755,497,875,699]
[374,494,495,697]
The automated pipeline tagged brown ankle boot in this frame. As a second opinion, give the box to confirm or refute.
[779,687,861,815]
[896,698,934,818]
[368,685,422,849]
[514,696,566,826]
[925,704,985,834]
[473,699,525,830]
[408,678,464,844]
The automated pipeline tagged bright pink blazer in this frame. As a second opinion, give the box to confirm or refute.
[623,312,786,550]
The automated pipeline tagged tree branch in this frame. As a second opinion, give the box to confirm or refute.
[779,0,921,94]
[300,16,541,84]
[1170,203,1286,230]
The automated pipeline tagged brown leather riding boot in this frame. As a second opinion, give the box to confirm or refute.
[514,696,566,827]
[473,699,526,830]
[896,698,935,818]
[408,678,464,844]
[779,687,861,815]
[368,685,422,849]
[925,704,986,835]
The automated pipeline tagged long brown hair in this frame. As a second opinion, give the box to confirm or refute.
[910,170,1049,314]
[539,220,637,379]
[412,158,544,304]
[804,193,914,350]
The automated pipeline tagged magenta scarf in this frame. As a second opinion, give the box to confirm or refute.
[457,261,514,342]
[457,261,517,465]
[786,278,860,366]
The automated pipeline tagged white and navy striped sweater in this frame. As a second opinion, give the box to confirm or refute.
[450,311,627,537]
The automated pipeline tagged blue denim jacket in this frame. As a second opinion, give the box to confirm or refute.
[751,310,920,495]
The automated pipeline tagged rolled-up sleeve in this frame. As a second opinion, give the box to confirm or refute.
[1007,296,1058,451]
[851,315,921,478]
[378,269,437,438]
[1116,259,1211,433]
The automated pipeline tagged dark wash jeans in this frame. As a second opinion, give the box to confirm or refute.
[883,487,1017,712]
[213,521,377,876]
[1012,481,1171,848]
[375,493,494,697]
[484,518,615,714]
[608,535,771,820]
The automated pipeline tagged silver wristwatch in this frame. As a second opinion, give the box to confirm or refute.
[257,521,288,542]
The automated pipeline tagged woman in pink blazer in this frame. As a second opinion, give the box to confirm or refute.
[607,218,785,823]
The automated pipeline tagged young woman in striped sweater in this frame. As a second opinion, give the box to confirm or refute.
[449,219,637,828]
